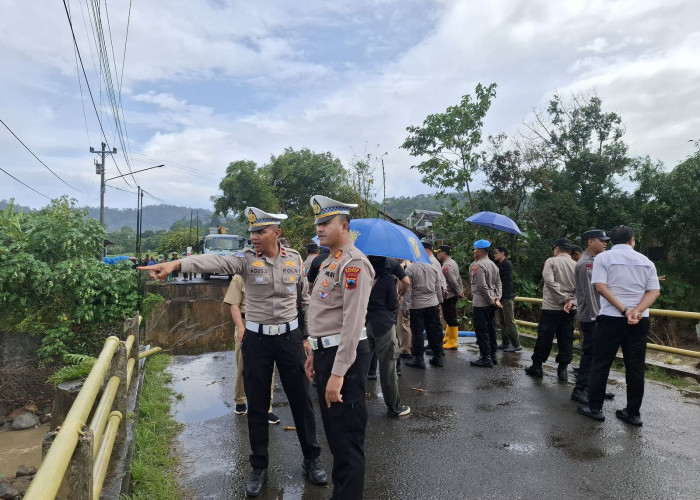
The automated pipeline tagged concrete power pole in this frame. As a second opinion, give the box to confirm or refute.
[90,142,117,228]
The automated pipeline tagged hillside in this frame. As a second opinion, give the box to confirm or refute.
[1,192,462,232]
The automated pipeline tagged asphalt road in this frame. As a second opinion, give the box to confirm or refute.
[168,340,700,500]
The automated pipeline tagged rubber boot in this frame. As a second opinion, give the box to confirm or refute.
[442,328,449,344]
[443,326,459,350]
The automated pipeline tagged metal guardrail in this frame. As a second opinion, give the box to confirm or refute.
[24,314,162,500]
[514,297,700,359]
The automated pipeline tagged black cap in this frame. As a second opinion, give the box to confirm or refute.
[553,238,572,251]
[438,244,451,254]
[421,239,434,249]
[306,243,319,253]
[581,229,610,241]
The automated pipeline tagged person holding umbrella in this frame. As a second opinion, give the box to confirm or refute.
[469,239,503,367]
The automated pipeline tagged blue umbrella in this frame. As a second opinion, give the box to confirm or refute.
[466,211,522,235]
[348,218,431,263]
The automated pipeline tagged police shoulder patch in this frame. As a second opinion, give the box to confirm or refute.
[344,266,360,289]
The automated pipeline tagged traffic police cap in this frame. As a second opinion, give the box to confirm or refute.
[581,229,610,241]
[310,195,357,224]
[438,244,452,254]
[246,206,288,232]
[473,239,491,249]
[421,239,434,249]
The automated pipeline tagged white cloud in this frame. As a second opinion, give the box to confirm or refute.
[2,0,699,210]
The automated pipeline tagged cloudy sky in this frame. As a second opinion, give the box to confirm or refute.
[2,0,699,210]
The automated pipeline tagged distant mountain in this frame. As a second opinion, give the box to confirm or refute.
[0,199,215,232]
[2,192,463,233]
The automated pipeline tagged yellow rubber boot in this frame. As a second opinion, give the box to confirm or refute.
[442,328,449,344]
[443,326,459,350]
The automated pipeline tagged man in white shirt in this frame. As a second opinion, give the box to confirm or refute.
[577,226,660,426]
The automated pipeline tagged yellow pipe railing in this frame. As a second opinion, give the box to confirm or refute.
[24,336,121,500]
[89,376,121,455]
[92,411,122,500]
[513,297,700,359]
[139,346,162,358]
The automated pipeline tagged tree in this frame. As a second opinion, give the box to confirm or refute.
[212,148,351,217]
[157,222,202,255]
[0,197,139,363]
[401,83,497,210]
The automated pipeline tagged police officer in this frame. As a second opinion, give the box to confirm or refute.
[402,256,444,369]
[525,238,577,380]
[304,195,374,500]
[436,244,464,349]
[139,207,326,497]
[468,239,503,367]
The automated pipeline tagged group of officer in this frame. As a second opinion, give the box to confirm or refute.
[140,207,662,498]
[140,195,372,499]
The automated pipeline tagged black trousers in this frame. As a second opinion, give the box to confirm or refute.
[575,320,597,390]
[314,339,370,500]
[241,327,321,469]
[441,296,459,327]
[531,309,576,365]
[409,305,443,357]
[588,316,649,414]
[473,306,497,357]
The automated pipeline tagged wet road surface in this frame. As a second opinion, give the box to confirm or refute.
[168,340,700,499]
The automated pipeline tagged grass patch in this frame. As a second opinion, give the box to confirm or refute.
[122,353,181,500]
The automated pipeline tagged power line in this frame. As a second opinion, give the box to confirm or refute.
[0,117,86,193]
[0,166,51,199]
[62,0,132,187]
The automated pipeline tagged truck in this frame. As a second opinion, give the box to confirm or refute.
[200,233,248,279]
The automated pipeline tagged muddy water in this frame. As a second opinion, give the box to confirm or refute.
[0,423,49,477]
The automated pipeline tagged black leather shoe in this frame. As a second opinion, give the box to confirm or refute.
[405,356,426,369]
[557,364,568,381]
[615,408,642,426]
[470,357,493,368]
[571,388,589,405]
[303,458,328,485]
[491,356,498,366]
[577,405,605,421]
[525,365,543,377]
[245,468,267,497]
[400,353,412,359]
[429,356,444,367]
[425,348,434,356]
[605,391,615,400]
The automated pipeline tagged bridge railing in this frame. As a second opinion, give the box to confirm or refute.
[513,296,700,359]
[24,314,162,500]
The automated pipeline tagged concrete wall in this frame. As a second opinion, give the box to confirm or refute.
[144,281,235,354]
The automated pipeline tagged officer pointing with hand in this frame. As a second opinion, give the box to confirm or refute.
[304,195,375,500]
[139,207,326,498]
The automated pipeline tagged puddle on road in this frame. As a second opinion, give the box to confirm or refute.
[546,428,607,461]
[408,404,456,436]
[499,442,536,455]
[170,355,234,423]
[475,378,513,390]
[0,424,50,477]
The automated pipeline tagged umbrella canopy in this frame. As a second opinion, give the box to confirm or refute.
[347,218,431,263]
[466,211,522,235]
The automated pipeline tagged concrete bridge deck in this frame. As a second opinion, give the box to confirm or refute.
[168,341,700,500]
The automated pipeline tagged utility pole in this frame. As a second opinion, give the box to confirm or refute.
[90,142,118,228]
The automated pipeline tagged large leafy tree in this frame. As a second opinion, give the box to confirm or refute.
[401,82,497,210]
[212,148,351,217]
